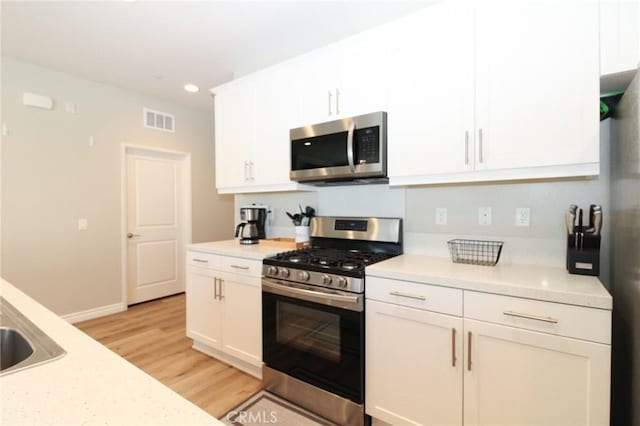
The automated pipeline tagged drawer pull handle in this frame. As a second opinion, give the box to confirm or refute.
[503,310,558,324]
[389,291,426,301]
[231,264,250,270]
[193,259,209,263]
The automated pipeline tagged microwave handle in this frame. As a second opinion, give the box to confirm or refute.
[346,120,356,172]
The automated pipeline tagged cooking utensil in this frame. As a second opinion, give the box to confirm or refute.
[565,211,575,235]
[304,206,316,225]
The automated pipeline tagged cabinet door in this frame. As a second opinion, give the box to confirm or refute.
[600,0,640,76]
[366,299,463,426]
[463,318,611,426]
[220,272,262,366]
[252,67,299,188]
[387,2,475,182]
[475,0,599,171]
[186,267,223,350]
[334,26,390,118]
[294,49,339,127]
[214,82,255,190]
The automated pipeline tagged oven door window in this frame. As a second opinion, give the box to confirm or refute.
[263,292,363,403]
[276,302,341,363]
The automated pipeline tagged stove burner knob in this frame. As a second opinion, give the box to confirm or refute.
[267,266,278,276]
[279,268,290,278]
[321,274,332,285]
[336,277,348,289]
[298,271,310,281]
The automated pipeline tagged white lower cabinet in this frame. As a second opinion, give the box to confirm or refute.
[366,299,463,426]
[366,278,611,426]
[186,251,262,378]
[463,318,611,426]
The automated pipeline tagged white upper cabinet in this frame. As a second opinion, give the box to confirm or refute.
[388,0,600,186]
[294,25,391,127]
[475,0,600,172]
[214,81,255,190]
[387,2,476,180]
[214,67,303,194]
[600,0,640,76]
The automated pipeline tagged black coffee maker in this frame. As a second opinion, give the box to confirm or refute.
[235,206,268,245]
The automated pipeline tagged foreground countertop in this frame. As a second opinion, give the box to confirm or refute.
[0,280,222,426]
[187,239,284,260]
[367,255,612,310]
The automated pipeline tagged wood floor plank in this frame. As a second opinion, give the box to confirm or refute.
[75,294,261,420]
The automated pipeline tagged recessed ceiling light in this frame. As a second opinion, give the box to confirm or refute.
[184,84,199,93]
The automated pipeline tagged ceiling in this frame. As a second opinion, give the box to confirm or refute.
[1,1,430,110]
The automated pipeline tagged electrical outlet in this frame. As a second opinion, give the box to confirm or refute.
[78,218,88,231]
[478,207,492,226]
[516,207,531,227]
[435,208,448,225]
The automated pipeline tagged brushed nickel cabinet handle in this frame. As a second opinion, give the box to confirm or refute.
[328,90,333,116]
[214,277,219,300]
[503,310,559,324]
[231,264,250,270]
[389,291,426,301]
[192,259,208,263]
[464,131,469,165]
[467,331,472,371]
[335,88,340,115]
[452,328,457,367]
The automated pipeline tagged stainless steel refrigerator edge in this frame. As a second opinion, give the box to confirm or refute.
[611,69,640,426]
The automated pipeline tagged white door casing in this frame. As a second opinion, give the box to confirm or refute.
[122,145,191,305]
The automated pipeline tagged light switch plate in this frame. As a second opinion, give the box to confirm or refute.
[516,207,531,227]
[435,208,448,225]
[478,207,492,226]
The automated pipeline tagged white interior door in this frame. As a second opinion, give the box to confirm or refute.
[126,152,186,304]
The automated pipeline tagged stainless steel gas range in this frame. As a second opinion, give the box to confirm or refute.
[261,216,402,426]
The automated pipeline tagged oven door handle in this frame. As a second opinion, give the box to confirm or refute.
[262,279,363,312]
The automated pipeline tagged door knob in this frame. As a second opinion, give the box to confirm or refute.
[127,233,141,239]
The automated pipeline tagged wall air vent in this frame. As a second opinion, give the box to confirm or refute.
[143,108,175,132]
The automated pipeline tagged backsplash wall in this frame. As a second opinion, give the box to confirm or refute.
[238,121,611,286]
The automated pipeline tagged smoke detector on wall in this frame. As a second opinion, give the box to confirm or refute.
[143,108,175,132]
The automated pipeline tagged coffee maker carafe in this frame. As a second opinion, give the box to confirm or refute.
[235,206,268,245]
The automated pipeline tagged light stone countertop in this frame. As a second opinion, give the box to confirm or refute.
[0,279,223,426]
[366,254,612,310]
[187,239,286,260]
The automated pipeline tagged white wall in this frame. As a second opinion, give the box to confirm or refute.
[238,122,611,286]
[1,57,234,316]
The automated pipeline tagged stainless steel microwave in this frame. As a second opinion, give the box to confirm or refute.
[289,111,387,184]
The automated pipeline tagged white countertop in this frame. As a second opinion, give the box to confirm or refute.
[187,239,284,260]
[366,255,612,310]
[0,280,223,426]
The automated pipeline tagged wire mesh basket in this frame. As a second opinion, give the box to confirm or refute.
[447,239,504,266]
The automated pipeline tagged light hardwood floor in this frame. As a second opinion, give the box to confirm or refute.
[75,294,262,419]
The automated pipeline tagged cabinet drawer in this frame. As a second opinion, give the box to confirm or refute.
[186,251,219,269]
[464,291,611,344]
[366,276,462,316]
[216,256,262,277]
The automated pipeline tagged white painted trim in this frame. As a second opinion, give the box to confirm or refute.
[192,341,262,379]
[120,143,193,308]
[62,302,127,324]
[217,182,315,194]
[389,163,600,187]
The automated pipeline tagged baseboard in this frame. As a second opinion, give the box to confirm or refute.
[192,341,262,379]
[62,302,127,324]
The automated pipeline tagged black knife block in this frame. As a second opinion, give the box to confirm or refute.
[566,232,600,276]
